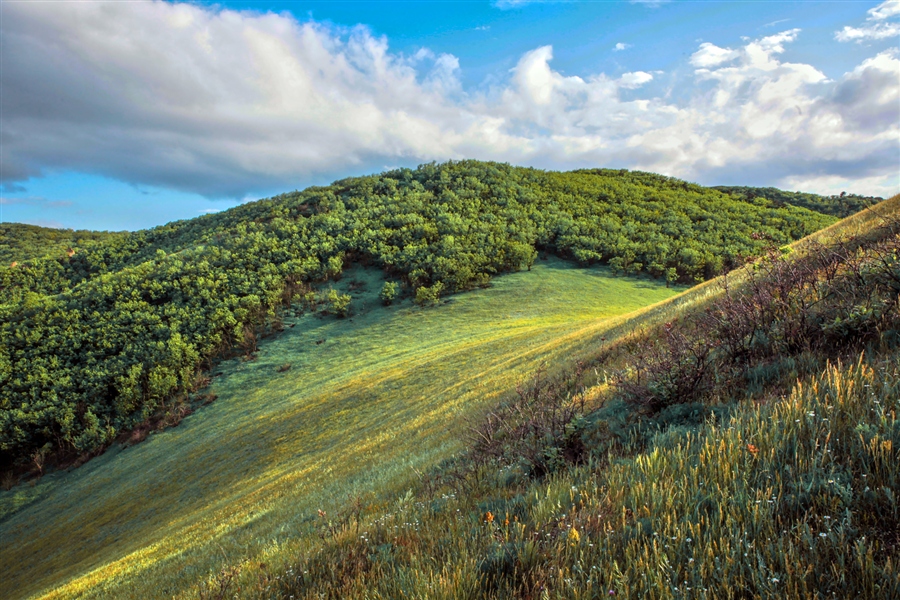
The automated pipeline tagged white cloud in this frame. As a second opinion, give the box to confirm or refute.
[836,0,900,42]
[690,43,740,68]
[614,42,632,52]
[1,2,479,196]
[780,173,898,198]
[619,71,653,88]
[868,0,900,21]
[836,22,900,42]
[1,2,897,199]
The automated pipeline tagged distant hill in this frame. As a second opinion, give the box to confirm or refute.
[0,223,124,265]
[714,185,882,218]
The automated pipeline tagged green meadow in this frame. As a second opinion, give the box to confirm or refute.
[0,258,684,599]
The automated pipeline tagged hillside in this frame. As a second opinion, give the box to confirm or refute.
[0,161,836,474]
[0,224,125,265]
[0,163,884,599]
[1,259,685,599]
[202,194,900,599]
[714,186,882,219]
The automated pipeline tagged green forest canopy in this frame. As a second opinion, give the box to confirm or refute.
[0,223,125,266]
[713,185,881,219]
[0,161,851,469]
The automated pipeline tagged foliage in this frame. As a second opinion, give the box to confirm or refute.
[0,223,124,265]
[236,202,900,600]
[1,195,894,600]
[379,281,399,305]
[325,289,352,318]
[715,185,881,219]
[414,281,444,307]
[0,259,683,600]
[0,161,835,470]
[614,216,900,412]
[259,355,900,600]
[466,365,589,480]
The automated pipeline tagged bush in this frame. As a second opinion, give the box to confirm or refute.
[466,366,589,479]
[325,289,352,318]
[616,219,900,414]
[380,281,399,305]
[414,282,443,307]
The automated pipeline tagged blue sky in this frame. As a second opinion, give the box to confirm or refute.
[1,0,898,231]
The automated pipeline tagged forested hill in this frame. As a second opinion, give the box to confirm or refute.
[714,185,882,218]
[0,223,125,265]
[0,161,838,471]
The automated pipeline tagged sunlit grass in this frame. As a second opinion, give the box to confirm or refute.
[794,193,900,248]
[242,197,900,600]
[0,258,685,600]
[261,356,900,600]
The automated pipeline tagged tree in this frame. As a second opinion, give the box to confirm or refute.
[415,282,444,307]
[380,281,399,305]
[325,289,351,318]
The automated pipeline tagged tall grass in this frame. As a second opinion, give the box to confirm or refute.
[7,198,897,599]
[231,197,900,599]
[257,355,899,599]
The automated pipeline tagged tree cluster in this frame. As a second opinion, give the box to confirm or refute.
[0,223,124,265]
[714,185,881,219]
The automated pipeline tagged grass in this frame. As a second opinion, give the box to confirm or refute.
[240,196,900,599]
[270,354,899,599]
[9,196,895,600]
[0,258,685,600]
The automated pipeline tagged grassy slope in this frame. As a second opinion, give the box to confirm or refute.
[0,259,685,600]
[246,194,900,600]
[5,195,892,600]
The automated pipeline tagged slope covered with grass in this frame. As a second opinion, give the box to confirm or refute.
[256,357,899,600]
[0,259,686,599]
[203,196,900,599]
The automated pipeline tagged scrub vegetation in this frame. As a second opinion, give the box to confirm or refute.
[0,223,125,265]
[715,186,881,219]
[0,161,836,473]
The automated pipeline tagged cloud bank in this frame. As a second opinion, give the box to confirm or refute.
[1,0,897,198]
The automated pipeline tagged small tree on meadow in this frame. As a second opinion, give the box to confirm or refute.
[325,289,351,317]
[380,281,399,305]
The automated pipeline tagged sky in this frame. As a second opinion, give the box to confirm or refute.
[1,0,898,231]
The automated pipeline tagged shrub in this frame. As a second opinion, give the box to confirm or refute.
[325,289,352,318]
[467,366,589,479]
[414,282,443,307]
[380,281,399,305]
